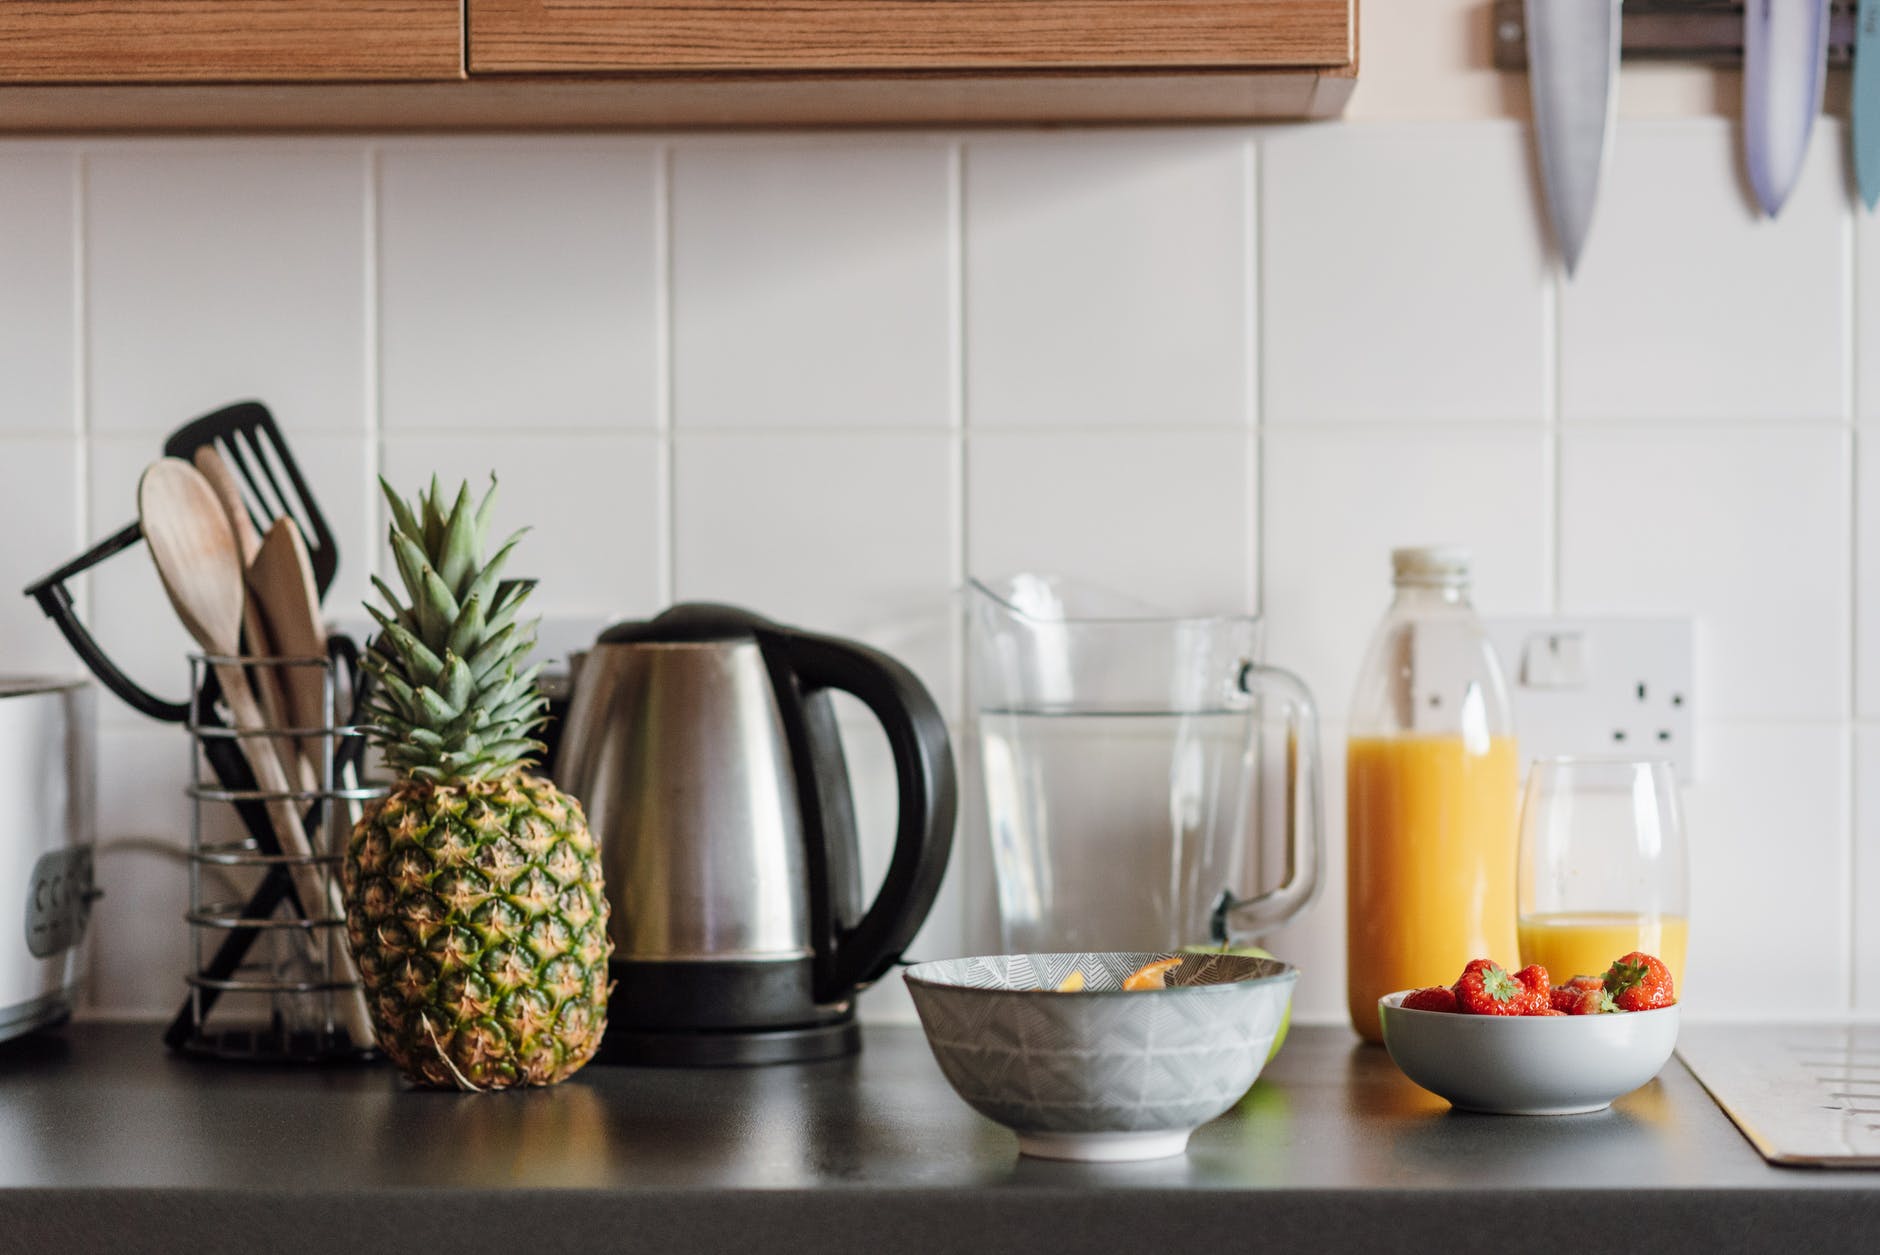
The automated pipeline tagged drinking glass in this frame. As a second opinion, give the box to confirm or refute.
[1516,757,1689,991]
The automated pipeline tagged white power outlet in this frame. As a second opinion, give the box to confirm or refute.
[1481,617,1697,783]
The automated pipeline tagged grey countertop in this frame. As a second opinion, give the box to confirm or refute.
[0,1022,1875,1254]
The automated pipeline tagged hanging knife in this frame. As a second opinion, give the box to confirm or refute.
[1745,0,1832,218]
[1857,0,1880,209]
[1524,0,1622,275]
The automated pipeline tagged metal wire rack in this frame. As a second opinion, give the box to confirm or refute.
[177,649,385,1064]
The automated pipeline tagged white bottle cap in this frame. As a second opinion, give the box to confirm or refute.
[1391,545,1471,586]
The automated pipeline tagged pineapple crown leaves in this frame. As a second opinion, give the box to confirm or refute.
[363,474,547,783]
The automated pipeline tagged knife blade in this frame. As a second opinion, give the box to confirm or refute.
[1524,0,1621,275]
[1744,0,1832,218]
[1857,0,1880,209]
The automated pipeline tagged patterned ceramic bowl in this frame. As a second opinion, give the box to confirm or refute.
[903,952,1297,1162]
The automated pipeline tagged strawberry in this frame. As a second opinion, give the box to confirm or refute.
[1604,952,1676,1011]
[1550,974,1607,1012]
[1402,986,1459,1013]
[1514,964,1553,1014]
[1542,1008,1569,1016]
[1452,960,1548,1016]
[1570,986,1620,1015]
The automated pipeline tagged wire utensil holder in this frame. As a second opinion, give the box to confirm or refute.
[180,650,385,1063]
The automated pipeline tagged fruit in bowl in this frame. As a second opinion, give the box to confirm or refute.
[904,951,1296,1162]
[1180,943,1293,1062]
[1378,953,1680,1115]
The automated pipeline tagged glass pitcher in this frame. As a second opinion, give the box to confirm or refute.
[968,575,1322,954]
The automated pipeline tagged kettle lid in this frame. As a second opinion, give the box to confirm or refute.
[597,602,779,645]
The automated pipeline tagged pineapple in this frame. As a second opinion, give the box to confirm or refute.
[343,475,610,1090]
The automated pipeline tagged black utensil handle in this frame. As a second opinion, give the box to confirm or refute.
[767,629,956,998]
[22,522,190,723]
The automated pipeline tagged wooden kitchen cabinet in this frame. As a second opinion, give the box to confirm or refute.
[0,0,463,82]
[464,0,1357,123]
[0,0,1354,129]
[469,0,1351,75]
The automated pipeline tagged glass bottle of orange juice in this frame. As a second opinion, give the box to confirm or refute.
[1346,546,1519,1042]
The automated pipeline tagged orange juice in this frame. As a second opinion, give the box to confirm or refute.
[1346,734,1519,1042]
[1518,912,1688,991]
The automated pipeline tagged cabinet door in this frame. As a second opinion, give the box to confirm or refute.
[468,0,1353,73]
[0,1,462,82]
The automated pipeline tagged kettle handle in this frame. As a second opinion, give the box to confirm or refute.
[761,628,956,1000]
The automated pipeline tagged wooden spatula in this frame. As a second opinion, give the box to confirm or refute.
[246,516,330,776]
[192,446,302,779]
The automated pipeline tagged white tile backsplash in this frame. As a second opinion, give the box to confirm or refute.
[671,140,954,428]
[1680,723,1851,1018]
[1859,212,1880,424]
[86,142,369,435]
[380,432,663,619]
[1559,424,1851,721]
[1857,726,1880,1011]
[1561,120,1849,423]
[0,437,85,676]
[283,433,377,616]
[967,430,1255,613]
[964,131,1252,427]
[1262,425,1552,717]
[378,141,660,432]
[10,120,1864,1025]
[0,145,76,436]
[672,430,958,705]
[86,726,193,1015]
[1860,430,1879,719]
[1262,122,1549,425]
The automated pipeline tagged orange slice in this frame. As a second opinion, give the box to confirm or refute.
[1055,970,1087,993]
[1122,957,1183,991]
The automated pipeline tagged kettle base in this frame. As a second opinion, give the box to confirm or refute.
[595,1019,861,1067]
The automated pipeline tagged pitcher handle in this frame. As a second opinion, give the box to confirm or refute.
[1212,661,1323,943]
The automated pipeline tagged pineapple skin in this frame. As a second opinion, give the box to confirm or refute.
[344,772,612,1090]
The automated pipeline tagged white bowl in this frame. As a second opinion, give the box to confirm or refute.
[1378,990,1680,1115]
[905,952,1296,1161]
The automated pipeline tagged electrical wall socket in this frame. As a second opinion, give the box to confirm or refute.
[1481,617,1697,783]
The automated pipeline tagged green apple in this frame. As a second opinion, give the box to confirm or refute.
[1182,944,1292,1063]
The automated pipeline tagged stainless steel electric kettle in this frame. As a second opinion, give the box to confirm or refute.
[555,604,956,1065]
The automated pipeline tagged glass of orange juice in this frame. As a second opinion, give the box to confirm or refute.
[1516,758,1689,992]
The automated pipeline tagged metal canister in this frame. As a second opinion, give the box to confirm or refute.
[0,678,96,1042]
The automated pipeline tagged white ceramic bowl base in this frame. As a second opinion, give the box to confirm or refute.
[1017,1130,1193,1162]
[1378,991,1680,1116]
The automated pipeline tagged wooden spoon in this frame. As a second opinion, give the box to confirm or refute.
[192,445,302,780]
[138,458,373,1046]
[247,516,330,773]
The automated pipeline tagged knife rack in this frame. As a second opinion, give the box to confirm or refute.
[1493,0,1860,71]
